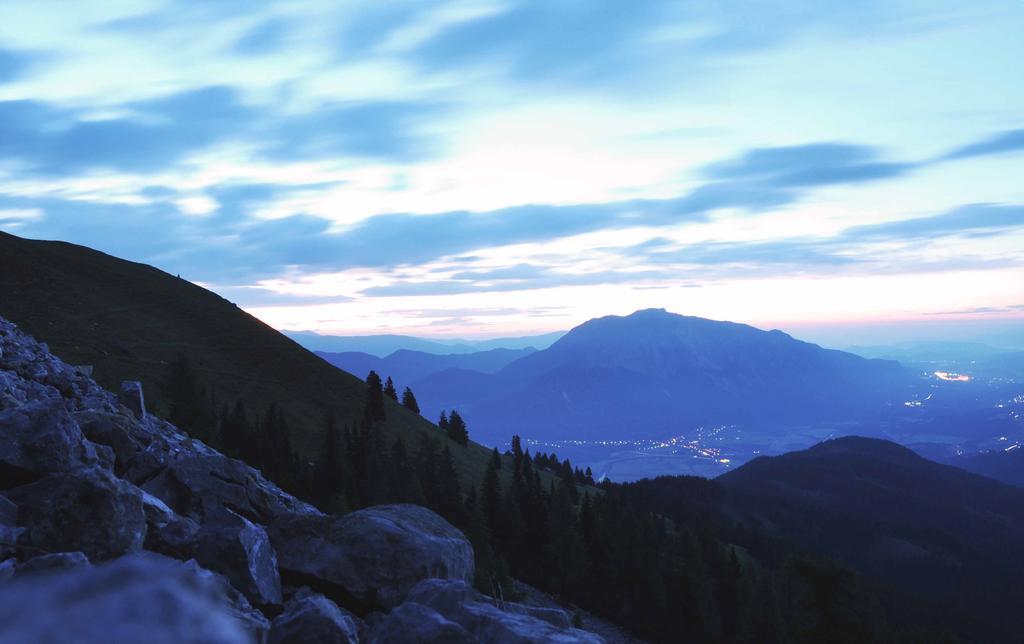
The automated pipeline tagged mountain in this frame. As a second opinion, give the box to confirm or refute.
[0,231,497,485]
[712,436,1024,638]
[287,330,564,357]
[316,347,536,391]
[285,331,476,356]
[417,308,911,443]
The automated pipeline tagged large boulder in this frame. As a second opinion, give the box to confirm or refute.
[270,504,474,611]
[5,467,146,561]
[141,490,201,559]
[74,408,144,477]
[367,601,475,644]
[0,399,102,488]
[15,551,91,575]
[193,508,282,608]
[0,494,18,558]
[269,589,361,644]
[406,579,605,644]
[142,451,319,525]
[0,552,267,644]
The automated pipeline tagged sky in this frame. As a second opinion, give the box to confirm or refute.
[0,0,1022,346]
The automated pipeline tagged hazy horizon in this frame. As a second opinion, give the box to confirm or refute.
[279,307,1024,351]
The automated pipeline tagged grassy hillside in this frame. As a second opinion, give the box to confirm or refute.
[0,231,497,486]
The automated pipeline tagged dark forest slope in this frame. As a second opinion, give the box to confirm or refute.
[0,231,495,484]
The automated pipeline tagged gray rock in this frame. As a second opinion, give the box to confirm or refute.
[0,552,266,644]
[407,579,604,644]
[0,558,15,581]
[16,551,91,575]
[0,494,19,558]
[504,604,573,629]
[5,467,146,561]
[270,504,474,611]
[141,490,201,559]
[119,380,146,419]
[75,408,142,476]
[142,451,319,525]
[269,590,360,644]
[0,398,102,486]
[368,602,476,644]
[178,557,273,640]
[194,508,282,608]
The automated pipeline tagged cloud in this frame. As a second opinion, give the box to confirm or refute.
[0,48,31,83]
[263,100,445,163]
[232,18,288,55]
[0,85,444,175]
[842,203,1024,241]
[412,0,668,85]
[944,129,1024,161]
[361,268,679,297]
[0,87,247,175]
[704,142,916,187]
[408,0,950,90]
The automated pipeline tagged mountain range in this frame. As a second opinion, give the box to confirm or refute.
[286,330,564,357]
[5,229,1024,640]
[317,347,537,390]
[405,309,912,443]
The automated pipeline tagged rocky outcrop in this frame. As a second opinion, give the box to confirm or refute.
[0,314,605,642]
[269,589,361,644]
[4,467,146,560]
[367,601,476,643]
[405,579,604,644]
[15,551,91,575]
[0,553,267,644]
[270,504,475,611]
[193,508,282,608]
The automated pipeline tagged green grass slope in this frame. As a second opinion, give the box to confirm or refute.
[0,231,497,486]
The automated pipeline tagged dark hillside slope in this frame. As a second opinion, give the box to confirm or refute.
[0,231,495,484]
[716,436,1024,638]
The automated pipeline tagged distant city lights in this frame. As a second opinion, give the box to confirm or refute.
[934,371,971,382]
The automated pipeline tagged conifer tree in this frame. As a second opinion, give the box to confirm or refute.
[438,411,449,432]
[314,411,341,508]
[363,370,386,424]
[401,386,420,414]
[447,410,469,446]
[383,376,398,401]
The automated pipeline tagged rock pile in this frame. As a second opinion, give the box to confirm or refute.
[0,315,603,643]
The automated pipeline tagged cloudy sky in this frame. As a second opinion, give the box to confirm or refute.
[1,1,1022,344]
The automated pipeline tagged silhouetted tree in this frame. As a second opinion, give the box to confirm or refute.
[363,370,386,424]
[383,376,398,401]
[447,410,469,446]
[401,386,420,414]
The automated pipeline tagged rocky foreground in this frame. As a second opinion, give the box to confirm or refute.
[0,315,604,643]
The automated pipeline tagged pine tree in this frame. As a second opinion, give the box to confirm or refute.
[401,386,420,414]
[383,376,398,401]
[436,445,464,525]
[438,411,449,433]
[221,399,250,459]
[481,449,502,534]
[314,410,341,508]
[363,370,386,424]
[447,410,469,446]
[163,352,216,444]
